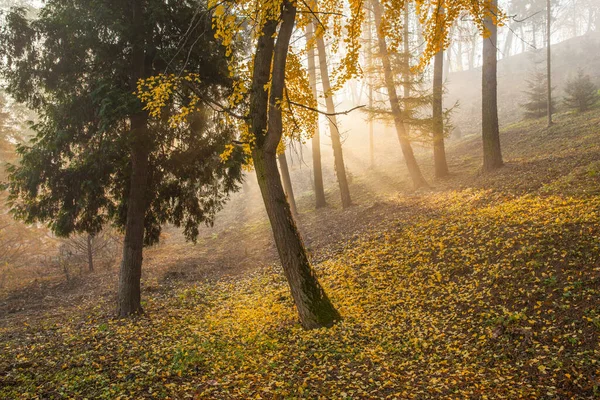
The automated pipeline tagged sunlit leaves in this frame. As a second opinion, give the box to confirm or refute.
[137,0,507,164]
[136,73,201,126]
[2,189,599,398]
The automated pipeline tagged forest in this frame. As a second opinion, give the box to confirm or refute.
[0,0,599,398]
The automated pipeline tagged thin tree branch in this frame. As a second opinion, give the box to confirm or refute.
[288,101,365,116]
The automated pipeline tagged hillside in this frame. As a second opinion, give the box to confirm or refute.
[446,31,600,135]
[1,107,599,398]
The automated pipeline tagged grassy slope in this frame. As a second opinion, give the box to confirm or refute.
[1,109,600,399]
[445,31,600,135]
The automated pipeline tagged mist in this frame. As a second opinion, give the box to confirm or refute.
[1,0,599,397]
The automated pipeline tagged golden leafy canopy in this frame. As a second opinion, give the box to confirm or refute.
[137,0,504,156]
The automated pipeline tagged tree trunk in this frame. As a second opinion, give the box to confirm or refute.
[253,148,340,329]
[368,99,374,167]
[248,1,340,329]
[278,150,298,215]
[469,32,477,69]
[433,50,449,178]
[456,39,463,71]
[402,3,412,131]
[366,11,374,168]
[372,0,428,188]
[316,35,352,208]
[520,25,525,53]
[87,234,94,272]
[399,2,411,164]
[503,24,514,58]
[443,21,453,79]
[481,0,504,172]
[117,0,149,317]
[306,22,327,208]
[443,23,455,77]
[415,10,424,48]
[118,115,150,316]
[546,0,553,127]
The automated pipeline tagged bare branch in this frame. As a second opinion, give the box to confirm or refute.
[288,101,366,116]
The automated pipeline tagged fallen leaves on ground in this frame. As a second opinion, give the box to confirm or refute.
[1,189,599,399]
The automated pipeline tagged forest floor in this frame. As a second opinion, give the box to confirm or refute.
[1,107,600,399]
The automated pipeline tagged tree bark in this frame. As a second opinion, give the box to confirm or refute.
[366,11,374,168]
[253,149,340,329]
[87,234,94,272]
[433,50,449,178]
[305,22,327,208]
[443,21,455,75]
[503,24,514,58]
[481,0,504,172]
[316,35,352,208]
[546,0,553,127]
[456,39,464,71]
[469,32,477,69]
[402,3,412,137]
[249,1,340,329]
[520,25,525,53]
[372,0,428,188]
[118,115,150,316]
[117,0,150,317]
[278,150,297,215]
[397,2,411,164]
[443,22,453,78]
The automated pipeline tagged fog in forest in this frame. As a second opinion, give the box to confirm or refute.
[1,0,599,398]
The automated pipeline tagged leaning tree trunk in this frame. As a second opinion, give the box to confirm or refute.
[306,22,327,208]
[433,49,449,178]
[278,150,298,215]
[253,149,340,328]
[316,35,352,208]
[481,0,504,172]
[249,1,340,329]
[117,0,150,317]
[372,0,428,188]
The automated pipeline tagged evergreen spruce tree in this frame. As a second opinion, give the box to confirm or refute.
[0,0,245,316]
[522,68,555,119]
[563,69,599,112]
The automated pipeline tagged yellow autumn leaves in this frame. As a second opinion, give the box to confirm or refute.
[136,73,203,127]
[3,188,598,398]
[136,0,505,161]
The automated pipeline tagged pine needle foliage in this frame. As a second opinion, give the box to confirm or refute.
[522,69,555,119]
[563,69,599,113]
